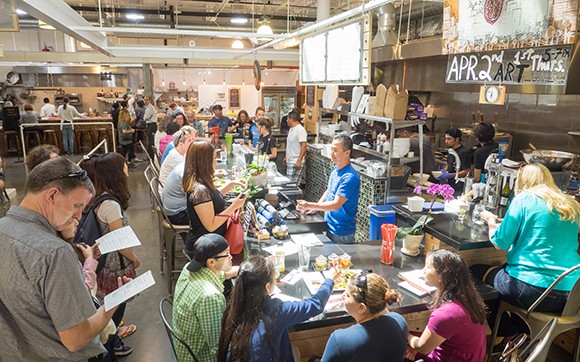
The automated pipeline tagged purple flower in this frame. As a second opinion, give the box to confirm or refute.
[413,186,422,195]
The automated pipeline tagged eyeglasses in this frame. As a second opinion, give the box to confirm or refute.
[354,269,371,303]
[212,252,231,260]
[47,169,88,183]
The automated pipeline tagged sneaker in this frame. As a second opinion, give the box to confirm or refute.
[114,339,133,357]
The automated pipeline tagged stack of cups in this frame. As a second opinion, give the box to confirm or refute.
[380,224,398,265]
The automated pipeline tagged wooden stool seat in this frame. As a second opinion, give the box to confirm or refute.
[24,129,42,150]
[3,131,22,156]
[75,128,95,153]
[42,129,59,148]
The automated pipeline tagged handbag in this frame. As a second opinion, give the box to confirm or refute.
[224,209,244,255]
[96,252,137,302]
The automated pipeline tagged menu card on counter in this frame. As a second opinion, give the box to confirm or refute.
[397,270,436,297]
[291,233,324,247]
[97,226,141,254]
[264,241,299,256]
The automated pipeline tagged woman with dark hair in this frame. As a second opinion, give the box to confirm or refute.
[321,272,408,362]
[218,255,341,362]
[181,140,246,257]
[174,112,188,127]
[408,249,487,362]
[473,122,498,182]
[57,96,81,155]
[79,153,139,347]
[252,118,278,161]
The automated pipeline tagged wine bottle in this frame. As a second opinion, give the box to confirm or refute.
[500,176,510,207]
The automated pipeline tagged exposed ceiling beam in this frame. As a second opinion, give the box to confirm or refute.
[69,26,285,40]
[16,0,111,56]
[107,46,298,62]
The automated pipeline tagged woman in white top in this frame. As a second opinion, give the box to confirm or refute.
[57,97,81,155]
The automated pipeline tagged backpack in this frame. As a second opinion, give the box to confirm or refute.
[73,194,119,273]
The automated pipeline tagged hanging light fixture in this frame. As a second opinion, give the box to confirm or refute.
[222,68,226,85]
[242,69,246,86]
[182,67,186,86]
[256,14,273,42]
[203,69,206,85]
[231,39,245,49]
[161,67,165,87]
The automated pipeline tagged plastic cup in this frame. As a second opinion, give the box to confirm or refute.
[381,224,398,265]
[298,245,311,270]
[225,133,233,154]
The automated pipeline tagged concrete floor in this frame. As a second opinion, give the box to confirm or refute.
[0,151,574,362]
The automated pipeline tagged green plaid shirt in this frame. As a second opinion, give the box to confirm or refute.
[172,264,226,362]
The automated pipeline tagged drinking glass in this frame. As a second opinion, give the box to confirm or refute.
[471,204,486,226]
[298,245,311,271]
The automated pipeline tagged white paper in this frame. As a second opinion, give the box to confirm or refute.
[301,271,326,295]
[398,281,434,297]
[291,233,324,247]
[104,270,156,311]
[272,293,301,303]
[97,226,141,255]
[398,270,437,296]
[263,241,299,256]
[324,294,346,312]
[280,269,302,285]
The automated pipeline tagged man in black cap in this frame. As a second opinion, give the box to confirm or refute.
[208,104,234,136]
[171,234,238,361]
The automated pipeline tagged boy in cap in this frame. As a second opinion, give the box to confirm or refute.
[208,104,234,136]
[172,234,238,361]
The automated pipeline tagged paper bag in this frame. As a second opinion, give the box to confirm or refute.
[383,84,399,119]
[374,84,387,117]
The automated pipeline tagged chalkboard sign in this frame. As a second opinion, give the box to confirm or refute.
[445,45,573,86]
[306,86,316,107]
[228,88,240,109]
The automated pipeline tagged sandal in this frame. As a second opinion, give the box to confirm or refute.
[117,324,137,339]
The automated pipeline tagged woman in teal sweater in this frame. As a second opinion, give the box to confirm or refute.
[477,163,580,314]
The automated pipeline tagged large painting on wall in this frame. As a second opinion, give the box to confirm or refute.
[443,0,577,54]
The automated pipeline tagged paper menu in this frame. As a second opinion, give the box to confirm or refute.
[263,241,299,256]
[397,270,436,297]
[291,233,324,247]
[97,226,141,254]
[104,270,156,311]
[324,293,345,313]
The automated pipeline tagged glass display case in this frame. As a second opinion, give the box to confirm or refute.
[262,87,297,129]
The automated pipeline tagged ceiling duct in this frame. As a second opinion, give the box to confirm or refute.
[372,3,397,48]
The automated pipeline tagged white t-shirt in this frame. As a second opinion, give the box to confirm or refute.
[286,124,307,161]
[40,103,56,118]
[96,199,123,224]
[159,148,185,186]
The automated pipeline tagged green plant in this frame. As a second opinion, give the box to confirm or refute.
[395,214,433,239]
[247,163,267,176]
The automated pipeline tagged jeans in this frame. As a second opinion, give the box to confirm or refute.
[327,232,356,244]
[62,124,74,154]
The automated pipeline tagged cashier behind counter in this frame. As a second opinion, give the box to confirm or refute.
[297,134,360,244]
[397,126,439,181]
[437,129,472,194]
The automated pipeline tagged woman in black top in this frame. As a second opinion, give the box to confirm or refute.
[251,118,278,162]
[181,140,246,258]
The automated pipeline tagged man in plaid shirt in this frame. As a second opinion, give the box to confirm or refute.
[172,234,239,361]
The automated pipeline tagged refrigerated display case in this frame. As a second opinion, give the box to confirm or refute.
[262,86,297,129]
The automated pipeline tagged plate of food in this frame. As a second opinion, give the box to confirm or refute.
[323,269,361,291]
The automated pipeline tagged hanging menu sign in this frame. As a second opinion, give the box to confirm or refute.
[445,45,573,86]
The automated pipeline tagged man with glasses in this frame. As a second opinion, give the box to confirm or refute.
[159,126,196,187]
[173,234,239,362]
[0,157,125,361]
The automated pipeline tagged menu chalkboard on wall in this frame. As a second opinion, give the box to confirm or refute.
[229,88,240,109]
[445,45,572,86]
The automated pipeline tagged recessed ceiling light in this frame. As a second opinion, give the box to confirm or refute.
[16,9,26,15]
[126,14,145,20]
[231,17,248,24]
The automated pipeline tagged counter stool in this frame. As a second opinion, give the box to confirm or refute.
[75,127,95,153]
[3,131,22,156]
[95,127,111,150]
[42,129,59,148]
[24,129,42,150]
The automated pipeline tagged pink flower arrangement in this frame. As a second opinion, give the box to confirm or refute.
[413,184,455,211]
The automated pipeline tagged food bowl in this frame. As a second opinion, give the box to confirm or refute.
[521,149,577,171]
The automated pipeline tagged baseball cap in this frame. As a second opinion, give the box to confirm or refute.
[213,104,223,111]
[187,234,229,272]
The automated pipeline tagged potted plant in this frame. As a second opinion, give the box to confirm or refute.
[396,184,455,256]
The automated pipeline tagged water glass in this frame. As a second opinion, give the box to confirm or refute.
[298,245,311,271]
[220,149,228,163]
[471,204,486,226]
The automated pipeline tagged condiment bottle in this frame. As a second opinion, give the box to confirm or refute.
[339,253,351,270]
[276,242,285,273]
[315,255,328,271]
[328,253,339,268]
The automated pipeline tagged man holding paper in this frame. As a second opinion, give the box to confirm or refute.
[173,234,239,362]
[297,134,360,244]
[0,157,124,361]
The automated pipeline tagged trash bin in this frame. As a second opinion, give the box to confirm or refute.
[368,205,396,240]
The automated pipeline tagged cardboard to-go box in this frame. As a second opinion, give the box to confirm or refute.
[384,84,409,120]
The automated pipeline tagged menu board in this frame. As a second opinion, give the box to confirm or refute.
[445,45,572,86]
[300,17,370,85]
[443,0,577,54]
[306,86,316,107]
[228,88,240,109]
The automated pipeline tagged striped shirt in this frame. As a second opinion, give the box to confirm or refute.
[172,264,226,362]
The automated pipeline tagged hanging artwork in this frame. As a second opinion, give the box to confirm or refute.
[228,88,240,109]
[443,0,577,54]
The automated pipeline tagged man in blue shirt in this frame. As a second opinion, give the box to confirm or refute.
[297,134,360,244]
[208,104,234,137]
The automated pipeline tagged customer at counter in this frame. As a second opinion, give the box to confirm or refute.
[248,118,278,161]
[321,272,408,362]
[408,249,487,362]
[57,96,81,155]
[181,140,246,258]
[111,102,120,129]
[475,163,580,314]
[143,96,157,159]
[439,129,472,193]
[285,111,307,183]
[396,126,438,176]
[19,103,43,135]
[472,122,498,183]
[208,104,234,137]
[218,255,341,362]
[297,134,360,244]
